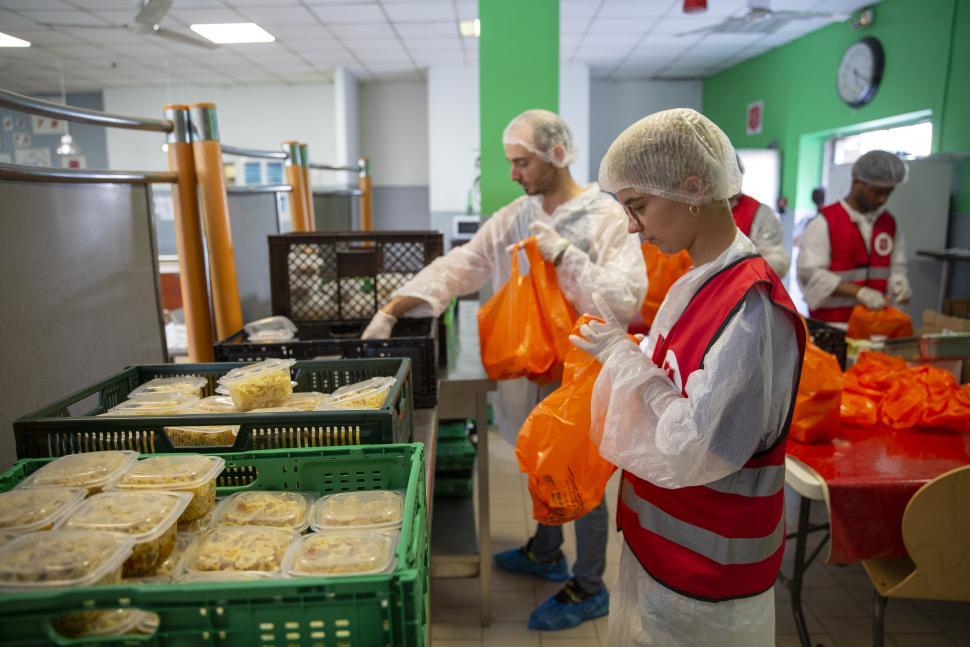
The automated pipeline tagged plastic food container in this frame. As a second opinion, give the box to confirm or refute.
[0,487,86,534]
[176,570,275,583]
[182,526,298,576]
[316,377,396,410]
[192,395,238,413]
[101,395,197,417]
[148,532,195,580]
[216,358,296,411]
[17,451,138,494]
[282,391,330,411]
[215,491,313,531]
[165,396,240,447]
[109,455,224,523]
[283,531,396,577]
[128,376,207,400]
[311,490,403,531]
[244,316,298,343]
[0,530,134,590]
[52,608,147,639]
[62,491,191,577]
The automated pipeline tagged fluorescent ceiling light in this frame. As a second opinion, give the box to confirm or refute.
[190,23,274,44]
[459,19,480,38]
[0,32,31,48]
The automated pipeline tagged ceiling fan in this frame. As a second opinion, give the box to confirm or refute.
[39,0,218,50]
[678,0,850,36]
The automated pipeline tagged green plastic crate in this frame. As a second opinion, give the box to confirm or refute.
[434,438,476,473]
[0,443,428,647]
[14,358,413,459]
[436,420,469,441]
[434,475,474,498]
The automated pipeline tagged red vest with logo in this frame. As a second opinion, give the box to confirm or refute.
[617,255,806,602]
[732,194,761,237]
[809,202,897,323]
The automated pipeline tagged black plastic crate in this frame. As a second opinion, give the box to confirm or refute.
[216,317,438,408]
[14,358,413,459]
[806,318,848,370]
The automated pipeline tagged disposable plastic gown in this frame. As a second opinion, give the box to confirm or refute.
[394,185,646,444]
[748,204,791,279]
[592,232,799,646]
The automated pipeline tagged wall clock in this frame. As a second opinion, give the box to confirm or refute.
[837,36,885,107]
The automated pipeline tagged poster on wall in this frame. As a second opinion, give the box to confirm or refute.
[60,154,87,169]
[746,101,764,136]
[2,116,12,131]
[31,115,68,135]
[13,132,31,148]
[14,148,52,167]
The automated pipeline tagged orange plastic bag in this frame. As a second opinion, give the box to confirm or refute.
[790,342,843,443]
[525,238,578,383]
[516,316,617,525]
[640,242,692,327]
[840,391,879,427]
[478,240,555,381]
[847,305,914,340]
[921,382,970,433]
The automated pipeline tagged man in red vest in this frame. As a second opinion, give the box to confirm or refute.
[730,158,790,278]
[574,108,805,645]
[797,150,910,325]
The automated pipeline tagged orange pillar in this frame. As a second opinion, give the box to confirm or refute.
[164,105,214,362]
[299,143,316,231]
[358,156,372,231]
[189,102,243,340]
[283,140,309,232]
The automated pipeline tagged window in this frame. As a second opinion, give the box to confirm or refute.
[830,121,933,165]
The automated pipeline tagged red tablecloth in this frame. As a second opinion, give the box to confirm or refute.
[786,426,970,564]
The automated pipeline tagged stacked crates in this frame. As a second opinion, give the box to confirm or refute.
[433,419,476,498]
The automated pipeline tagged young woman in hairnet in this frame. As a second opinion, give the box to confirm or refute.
[571,108,805,646]
[362,109,646,630]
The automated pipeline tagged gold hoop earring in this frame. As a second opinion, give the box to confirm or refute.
[689,204,700,216]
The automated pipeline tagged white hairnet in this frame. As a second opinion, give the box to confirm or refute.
[852,150,909,187]
[598,108,742,206]
[502,109,576,168]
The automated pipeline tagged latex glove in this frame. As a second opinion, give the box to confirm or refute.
[569,293,630,363]
[529,221,570,264]
[889,275,911,305]
[856,286,887,310]
[361,310,397,340]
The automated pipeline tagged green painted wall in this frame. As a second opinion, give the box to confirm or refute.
[703,0,969,217]
[479,0,559,215]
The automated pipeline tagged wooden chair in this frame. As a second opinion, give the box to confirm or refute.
[863,465,970,647]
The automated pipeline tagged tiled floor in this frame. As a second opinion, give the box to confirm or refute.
[430,430,970,647]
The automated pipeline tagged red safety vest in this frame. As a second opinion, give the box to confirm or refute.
[617,255,806,602]
[732,194,761,237]
[809,202,896,323]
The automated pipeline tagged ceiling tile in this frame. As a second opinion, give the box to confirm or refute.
[410,50,461,65]
[384,3,453,21]
[347,38,406,51]
[286,39,348,53]
[89,10,137,25]
[308,4,386,23]
[774,16,836,35]
[1,28,83,44]
[328,23,395,38]
[404,36,461,50]
[454,2,476,20]
[561,19,589,35]
[587,18,657,35]
[561,1,599,20]
[597,1,672,19]
[687,0,749,16]
[393,21,457,38]
[70,0,159,7]
[0,0,72,9]
[652,15,725,35]
[258,24,329,38]
[168,8,244,24]
[19,10,109,26]
[811,0,873,13]
[0,9,38,27]
[694,33,765,47]
[237,5,317,25]
[580,34,640,49]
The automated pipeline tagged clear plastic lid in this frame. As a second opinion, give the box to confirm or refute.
[215,491,313,531]
[245,316,298,343]
[217,358,296,386]
[63,491,191,544]
[176,570,275,583]
[0,487,86,533]
[0,530,135,590]
[283,392,330,411]
[128,376,207,400]
[182,526,298,575]
[151,532,195,579]
[284,531,396,577]
[18,451,138,492]
[216,359,296,411]
[311,490,403,531]
[102,396,197,417]
[180,502,220,534]
[190,395,238,413]
[52,608,147,638]
[111,455,224,491]
[316,377,395,410]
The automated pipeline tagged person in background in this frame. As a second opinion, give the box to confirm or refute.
[797,150,910,325]
[362,109,646,631]
[729,172,790,277]
[573,108,804,645]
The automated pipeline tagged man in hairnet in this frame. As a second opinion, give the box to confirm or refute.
[362,109,646,630]
[730,158,790,278]
[574,108,804,645]
[797,150,910,325]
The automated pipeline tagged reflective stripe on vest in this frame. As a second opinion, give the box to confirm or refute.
[704,464,786,498]
[622,481,787,565]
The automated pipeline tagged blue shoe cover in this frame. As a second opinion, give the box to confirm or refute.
[493,546,570,582]
[528,583,609,631]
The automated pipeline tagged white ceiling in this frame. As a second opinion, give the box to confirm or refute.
[0,0,876,92]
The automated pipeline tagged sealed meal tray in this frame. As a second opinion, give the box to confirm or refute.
[62,491,191,577]
[130,531,195,582]
[128,376,207,400]
[165,396,240,447]
[215,491,313,531]
[109,455,224,523]
[283,531,396,577]
[244,316,298,343]
[0,530,134,590]
[181,526,298,575]
[101,394,197,417]
[311,490,403,531]
[52,608,147,639]
[316,377,396,410]
[17,450,138,494]
[282,391,330,411]
[180,501,219,534]
[216,358,296,411]
[176,570,275,583]
[0,487,86,534]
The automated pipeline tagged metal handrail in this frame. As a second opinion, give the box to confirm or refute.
[308,162,358,172]
[0,163,177,184]
[0,88,172,133]
[221,144,288,160]
[227,184,293,194]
